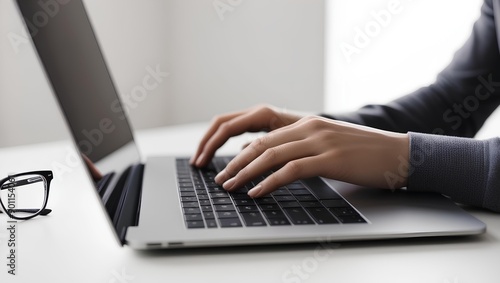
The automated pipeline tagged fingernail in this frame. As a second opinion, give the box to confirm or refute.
[215,169,227,184]
[248,184,262,198]
[223,177,236,190]
[195,153,205,167]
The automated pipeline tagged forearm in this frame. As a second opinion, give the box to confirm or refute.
[321,84,451,135]
[322,76,500,137]
[407,132,500,212]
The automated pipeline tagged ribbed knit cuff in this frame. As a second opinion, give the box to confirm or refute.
[407,132,487,208]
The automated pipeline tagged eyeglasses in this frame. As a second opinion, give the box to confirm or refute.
[0,171,53,220]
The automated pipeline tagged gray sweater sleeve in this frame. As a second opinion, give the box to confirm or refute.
[321,0,500,212]
[408,133,500,212]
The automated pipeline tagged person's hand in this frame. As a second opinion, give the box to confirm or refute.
[190,105,304,167]
[213,116,409,198]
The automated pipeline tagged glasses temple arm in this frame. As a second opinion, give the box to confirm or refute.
[0,208,52,216]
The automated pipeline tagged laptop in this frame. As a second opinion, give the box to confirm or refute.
[16,0,486,249]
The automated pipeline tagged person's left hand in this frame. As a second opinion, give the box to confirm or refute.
[214,116,409,198]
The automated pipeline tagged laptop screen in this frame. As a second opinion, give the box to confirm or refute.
[16,0,143,243]
[17,0,139,171]
[16,0,138,165]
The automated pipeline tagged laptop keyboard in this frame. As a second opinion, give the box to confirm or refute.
[176,157,366,229]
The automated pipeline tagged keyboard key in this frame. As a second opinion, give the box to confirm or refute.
[217,211,239,218]
[232,194,252,200]
[185,214,203,221]
[283,207,314,225]
[179,182,194,188]
[194,183,205,190]
[181,196,198,202]
[330,207,357,216]
[337,215,366,224]
[262,210,286,219]
[182,202,199,208]
[255,198,277,205]
[197,194,209,200]
[322,199,349,208]
[295,195,317,202]
[236,205,259,212]
[212,198,233,204]
[290,189,313,196]
[268,218,291,226]
[196,189,208,195]
[202,174,216,181]
[233,187,249,193]
[203,211,215,219]
[186,220,205,228]
[258,204,281,211]
[180,187,194,192]
[305,207,338,224]
[300,201,324,208]
[183,207,201,214]
[206,219,218,228]
[231,189,249,195]
[205,181,219,187]
[180,191,196,197]
[274,195,296,202]
[199,199,211,206]
[219,218,243,228]
[201,205,213,212]
[286,182,305,190]
[207,187,226,192]
[241,212,267,226]
[213,204,236,211]
[271,188,291,196]
[210,192,229,198]
[279,201,301,208]
[234,199,255,206]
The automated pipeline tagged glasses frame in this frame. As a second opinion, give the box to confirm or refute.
[0,170,53,220]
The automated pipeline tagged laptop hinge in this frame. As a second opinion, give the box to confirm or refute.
[108,163,144,245]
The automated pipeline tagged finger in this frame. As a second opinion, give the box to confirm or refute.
[223,139,316,191]
[248,156,322,198]
[215,123,304,185]
[81,154,103,181]
[194,108,278,167]
[190,110,245,165]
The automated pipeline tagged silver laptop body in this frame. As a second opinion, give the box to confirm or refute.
[16,0,485,250]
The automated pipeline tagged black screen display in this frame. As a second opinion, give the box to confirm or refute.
[17,0,136,163]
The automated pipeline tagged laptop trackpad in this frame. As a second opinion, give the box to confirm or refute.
[328,179,486,235]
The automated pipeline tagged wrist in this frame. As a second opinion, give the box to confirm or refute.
[382,132,410,189]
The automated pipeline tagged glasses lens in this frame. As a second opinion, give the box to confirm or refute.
[1,174,47,219]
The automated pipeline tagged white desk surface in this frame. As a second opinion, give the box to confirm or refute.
[1,122,499,283]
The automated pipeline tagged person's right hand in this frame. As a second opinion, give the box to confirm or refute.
[190,105,304,167]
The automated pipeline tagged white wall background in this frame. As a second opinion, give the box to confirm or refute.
[1,0,498,148]
[326,0,481,113]
[325,0,500,139]
[0,0,325,147]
